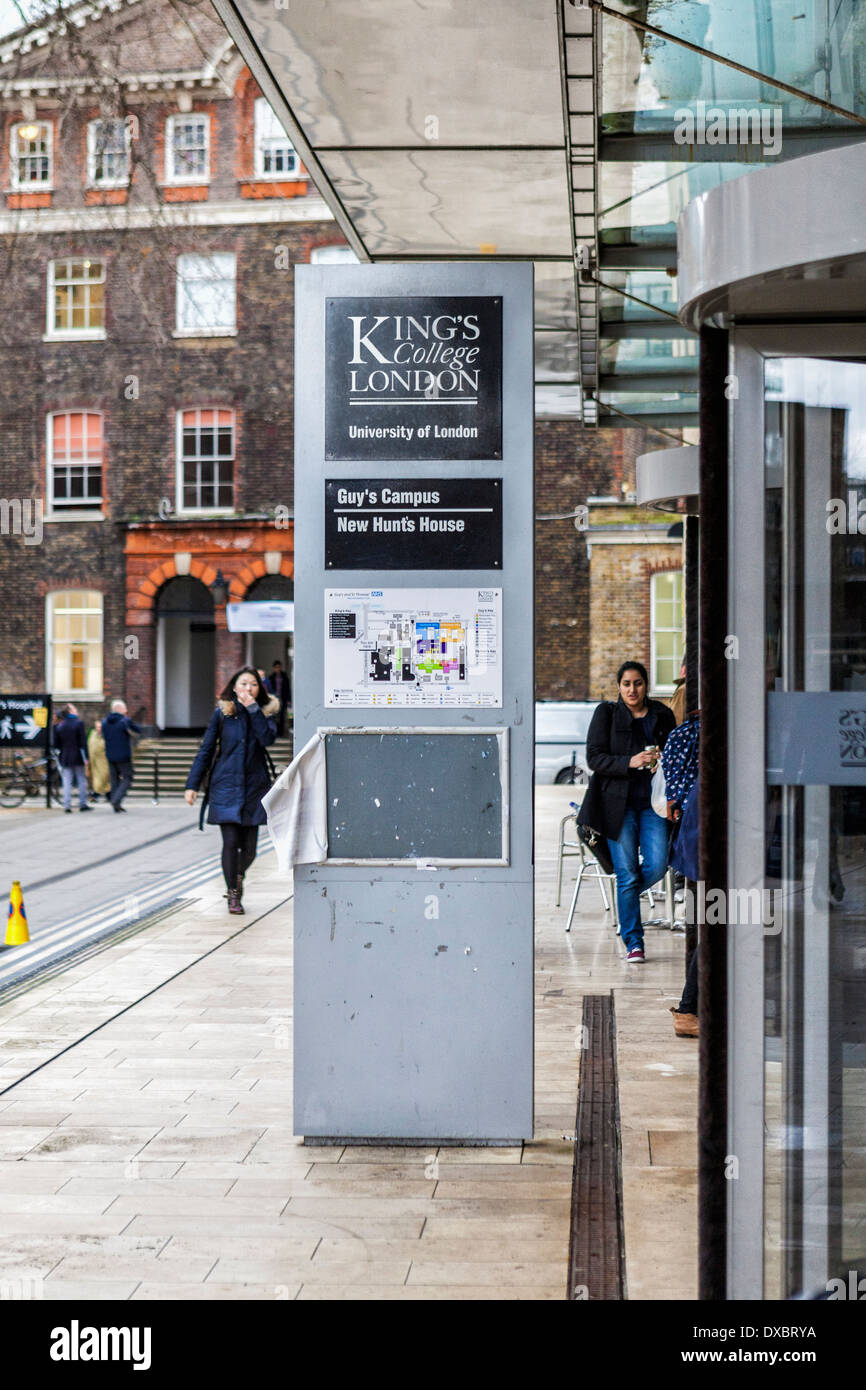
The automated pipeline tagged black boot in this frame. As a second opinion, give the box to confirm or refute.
[227,881,244,914]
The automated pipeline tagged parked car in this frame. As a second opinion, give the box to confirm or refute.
[534,701,597,784]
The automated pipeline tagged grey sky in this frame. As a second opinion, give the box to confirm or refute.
[0,0,40,38]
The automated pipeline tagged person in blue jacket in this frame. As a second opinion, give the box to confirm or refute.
[184,667,280,914]
[53,703,92,814]
[101,699,142,813]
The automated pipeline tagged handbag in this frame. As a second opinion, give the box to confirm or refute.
[576,773,615,876]
[651,764,669,819]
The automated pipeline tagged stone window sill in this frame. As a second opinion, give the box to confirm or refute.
[42,331,106,343]
[172,328,237,340]
[44,510,106,523]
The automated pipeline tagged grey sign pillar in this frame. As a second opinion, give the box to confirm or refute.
[293,262,534,1142]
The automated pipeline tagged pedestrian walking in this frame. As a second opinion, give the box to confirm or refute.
[264,659,290,736]
[53,703,92,814]
[87,719,111,801]
[583,660,676,962]
[184,668,280,914]
[102,699,142,813]
[669,651,687,725]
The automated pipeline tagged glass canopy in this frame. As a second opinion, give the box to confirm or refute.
[212,0,866,428]
[595,0,866,430]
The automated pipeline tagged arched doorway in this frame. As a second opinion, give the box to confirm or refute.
[156,577,215,733]
[244,575,294,717]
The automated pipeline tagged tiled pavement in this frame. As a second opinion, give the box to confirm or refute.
[0,788,697,1300]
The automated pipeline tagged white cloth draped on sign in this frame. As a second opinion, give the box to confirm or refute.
[262,733,328,870]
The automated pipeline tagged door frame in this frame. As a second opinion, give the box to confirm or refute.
[727,323,866,1298]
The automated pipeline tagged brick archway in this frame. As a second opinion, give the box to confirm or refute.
[133,557,221,616]
[122,522,295,725]
[228,555,294,602]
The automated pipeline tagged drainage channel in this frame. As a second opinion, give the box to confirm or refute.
[567,991,627,1300]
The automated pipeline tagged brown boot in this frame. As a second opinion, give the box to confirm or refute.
[670,1007,698,1037]
[227,881,244,915]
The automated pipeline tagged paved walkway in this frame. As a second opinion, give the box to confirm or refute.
[0,788,697,1300]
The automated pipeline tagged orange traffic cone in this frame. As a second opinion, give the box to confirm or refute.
[6,880,29,945]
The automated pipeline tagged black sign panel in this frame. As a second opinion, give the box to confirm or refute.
[0,693,50,748]
[325,479,503,570]
[325,296,502,460]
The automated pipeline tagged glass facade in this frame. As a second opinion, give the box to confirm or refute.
[763,356,866,1296]
[602,1,866,133]
[595,1,866,428]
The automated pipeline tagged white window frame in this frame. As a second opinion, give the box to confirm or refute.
[44,259,106,342]
[164,113,210,185]
[175,407,235,516]
[86,118,131,189]
[45,590,104,699]
[46,410,105,515]
[253,97,300,179]
[10,119,53,190]
[174,252,237,337]
[650,568,684,695]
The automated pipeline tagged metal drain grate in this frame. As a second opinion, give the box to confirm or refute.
[567,991,626,1300]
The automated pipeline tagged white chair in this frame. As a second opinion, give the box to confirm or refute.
[555,810,583,907]
[560,827,663,936]
[562,824,618,933]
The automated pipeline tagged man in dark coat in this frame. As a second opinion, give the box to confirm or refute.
[101,699,142,813]
[264,660,290,736]
[53,703,92,814]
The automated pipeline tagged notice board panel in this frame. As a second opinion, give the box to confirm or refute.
[325,295,502,460]
[324,729,508,863]
[325,478,502,570]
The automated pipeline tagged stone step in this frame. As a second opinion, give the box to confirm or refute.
[127,738,294,795]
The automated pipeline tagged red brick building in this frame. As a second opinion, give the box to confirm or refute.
[0,0,666,730]
[0,0,348,729]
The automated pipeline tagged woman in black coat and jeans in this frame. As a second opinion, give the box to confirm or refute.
[184,667,280,914]
[584,660,676,962]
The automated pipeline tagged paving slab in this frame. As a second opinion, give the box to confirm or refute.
[0,787,697,1300]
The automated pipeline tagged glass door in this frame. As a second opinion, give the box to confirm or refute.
[763,357,866,1297]
[728,329,866,1299]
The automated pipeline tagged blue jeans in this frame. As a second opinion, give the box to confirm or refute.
[61,764,88,810]
[607,807,670,951]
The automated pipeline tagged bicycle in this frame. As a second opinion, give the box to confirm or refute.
[0,749,64,809]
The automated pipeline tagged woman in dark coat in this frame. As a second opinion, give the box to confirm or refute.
[184,667,280,914]
[584,660,676,962]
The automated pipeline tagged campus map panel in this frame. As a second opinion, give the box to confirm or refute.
[324,588,502,708]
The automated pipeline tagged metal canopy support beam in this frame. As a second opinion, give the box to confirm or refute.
[560,0,598,424]
[600,320,694,340]
[599,247,678,271]
[597,403,690,438]
[599,372,698,393]
[600,127,866,163]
